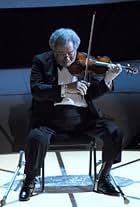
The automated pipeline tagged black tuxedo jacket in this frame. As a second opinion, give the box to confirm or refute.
[30,51,111,123]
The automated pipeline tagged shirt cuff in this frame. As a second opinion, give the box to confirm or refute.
[104,80,112,90]
[61,84,67,97]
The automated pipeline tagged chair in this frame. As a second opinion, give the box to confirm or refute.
[40,133,98,192]
[40,133,128,203]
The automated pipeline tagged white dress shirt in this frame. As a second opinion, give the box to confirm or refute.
[54,67,88,107]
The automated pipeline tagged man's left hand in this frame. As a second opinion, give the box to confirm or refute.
[104,63,122,83]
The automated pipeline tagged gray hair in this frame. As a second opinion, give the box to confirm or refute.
[49,28,81,50]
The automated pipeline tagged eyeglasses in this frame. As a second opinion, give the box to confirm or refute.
[54,50,76,58]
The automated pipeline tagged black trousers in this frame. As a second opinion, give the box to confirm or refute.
[24,105,123,179]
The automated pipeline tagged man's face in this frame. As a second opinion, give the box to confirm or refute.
[53,41,77,67]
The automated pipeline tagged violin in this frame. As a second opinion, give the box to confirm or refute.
[68,52,138,76]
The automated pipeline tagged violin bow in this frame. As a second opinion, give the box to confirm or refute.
[84,12,96,81]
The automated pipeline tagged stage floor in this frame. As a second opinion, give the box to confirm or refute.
[0,150,140,207]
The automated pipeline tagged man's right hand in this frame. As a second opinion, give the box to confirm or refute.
[66,80,90,96]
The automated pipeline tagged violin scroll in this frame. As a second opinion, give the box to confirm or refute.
[123,63,138,75]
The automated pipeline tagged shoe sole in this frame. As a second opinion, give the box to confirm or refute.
[19,190,34,201]
[19,198,30,201]
[93,189,120,197]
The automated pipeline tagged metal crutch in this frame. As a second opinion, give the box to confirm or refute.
[110,172,130,204]
[0,150,24,206]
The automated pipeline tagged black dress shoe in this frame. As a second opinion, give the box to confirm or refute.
[19,178,35,201]
[93,175,120,197]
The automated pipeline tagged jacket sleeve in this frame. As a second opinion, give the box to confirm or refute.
[30,56,62,102]
[86,75,113,100]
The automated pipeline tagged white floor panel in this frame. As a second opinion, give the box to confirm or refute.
[44,152,63,176]
[0,150,140,207]
[60,151,95,175]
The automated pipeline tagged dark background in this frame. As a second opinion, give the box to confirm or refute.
[0,1,140,68]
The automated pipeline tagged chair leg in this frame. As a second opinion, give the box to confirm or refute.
[89,139,97,181]
[93,142,97,181]
[89,141,93,176]
[41,160,45,192]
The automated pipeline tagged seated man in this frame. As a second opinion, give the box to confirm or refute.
[19,28,123,201]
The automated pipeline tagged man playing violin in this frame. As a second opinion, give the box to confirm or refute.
[19,28,123,201]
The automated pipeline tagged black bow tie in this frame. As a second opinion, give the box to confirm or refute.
[57,64,63,70]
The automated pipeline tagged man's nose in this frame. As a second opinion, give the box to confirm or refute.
[63,54,69,58]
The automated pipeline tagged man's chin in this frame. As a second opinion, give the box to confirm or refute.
[62,62,71,68]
